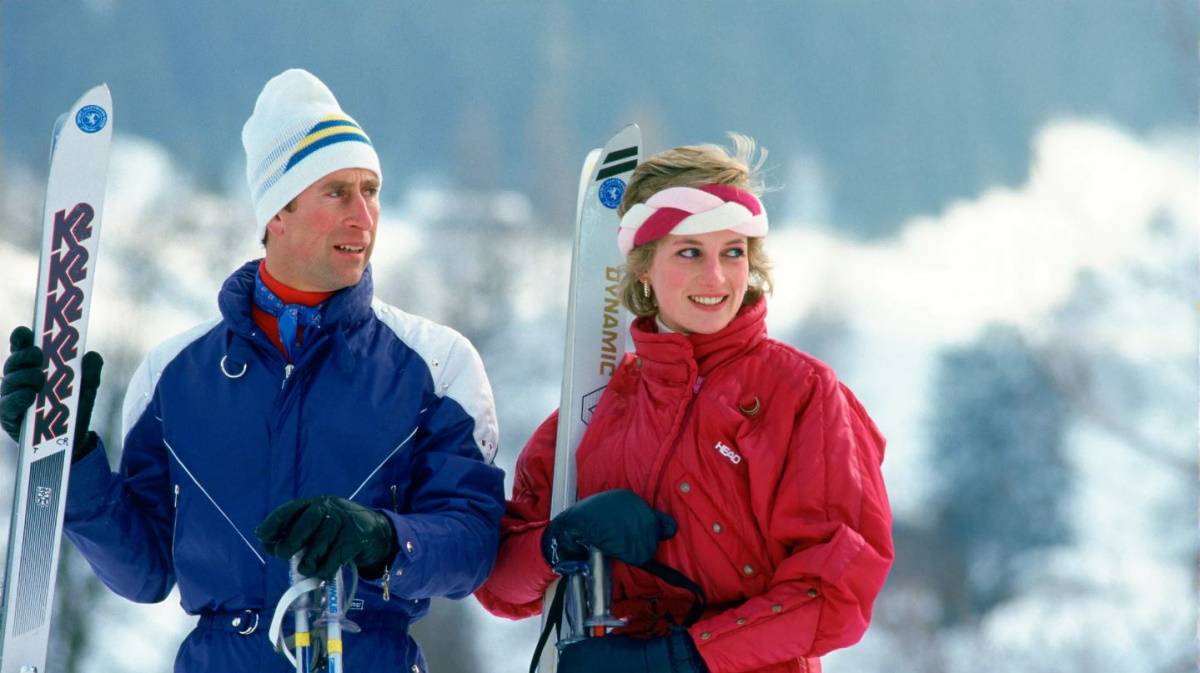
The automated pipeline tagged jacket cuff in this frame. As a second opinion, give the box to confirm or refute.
[65,437,111,518]
[379,509,421,580]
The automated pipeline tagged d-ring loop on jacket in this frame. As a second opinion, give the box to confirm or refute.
[220,355,248,379]
[234,609,259,635]
[738,396,761,417]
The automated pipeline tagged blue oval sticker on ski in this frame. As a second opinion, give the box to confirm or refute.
[598,177,626,209]
[75,105,108,133]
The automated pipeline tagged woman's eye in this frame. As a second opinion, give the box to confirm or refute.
[724,248,746,258]
[678,248,700,259]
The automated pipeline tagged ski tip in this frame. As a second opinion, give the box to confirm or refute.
[575,148,604,220]
[587,126,642,190]
[50,113,68,153]
[79,82,112,102]
[66,84,113,138]
[601,125,641,156]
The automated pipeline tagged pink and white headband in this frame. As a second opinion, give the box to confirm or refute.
[617,183,768,256]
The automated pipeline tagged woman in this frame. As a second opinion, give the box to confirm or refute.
[477,136,893,673]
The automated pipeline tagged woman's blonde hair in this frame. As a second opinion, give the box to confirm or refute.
[618,133,773,318]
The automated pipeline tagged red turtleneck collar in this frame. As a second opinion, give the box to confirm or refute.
[630,299,768,379]
[251,260,334,360]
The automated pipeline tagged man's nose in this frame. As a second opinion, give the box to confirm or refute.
[345,191,374,228]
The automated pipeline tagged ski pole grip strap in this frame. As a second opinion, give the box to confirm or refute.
[268,576,322,665]
[637,560,707,627]
[530,578,568,673]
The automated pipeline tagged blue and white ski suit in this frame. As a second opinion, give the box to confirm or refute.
[63,260,506,672]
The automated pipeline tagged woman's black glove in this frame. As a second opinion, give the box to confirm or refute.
[541,489,677,567]
[557,628,709,673]
[256,495,397,580]
[1,326,102,460]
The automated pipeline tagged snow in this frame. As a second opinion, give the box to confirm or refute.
[768,120,1196,347]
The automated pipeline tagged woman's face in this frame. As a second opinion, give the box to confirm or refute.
[643,229,750,335]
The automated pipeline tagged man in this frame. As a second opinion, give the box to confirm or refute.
[0,68,505,672]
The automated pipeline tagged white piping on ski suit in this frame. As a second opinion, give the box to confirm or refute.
[121,319,267,564]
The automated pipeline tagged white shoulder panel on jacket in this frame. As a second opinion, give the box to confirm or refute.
[121,319,221,443]
[371,299,499,463]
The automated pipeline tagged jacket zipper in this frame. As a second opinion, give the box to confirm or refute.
[648,371,703,502]
[171,484,181,557]
[380,484,400,602]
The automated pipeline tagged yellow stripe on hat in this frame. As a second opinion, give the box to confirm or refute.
[282,114,373,173]
[294,119,369,155]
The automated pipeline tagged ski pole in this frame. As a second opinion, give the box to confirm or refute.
[289,555,313,673]
[324,567,345,673]
[268,562,321,670]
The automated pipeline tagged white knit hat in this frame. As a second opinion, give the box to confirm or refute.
[242,69,381,241]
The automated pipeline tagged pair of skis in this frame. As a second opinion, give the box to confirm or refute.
[535,126,641,672]
[0,86,113,673]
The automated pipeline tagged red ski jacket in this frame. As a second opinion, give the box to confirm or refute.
[476,300,893,673]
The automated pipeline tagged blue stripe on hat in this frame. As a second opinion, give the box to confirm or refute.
[306,117,365,135]
[283,132,373,173]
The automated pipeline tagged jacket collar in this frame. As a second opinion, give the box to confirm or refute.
[630,299,768,382]
[219,259,375,339]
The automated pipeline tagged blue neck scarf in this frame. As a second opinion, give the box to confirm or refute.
[254,272,324,362]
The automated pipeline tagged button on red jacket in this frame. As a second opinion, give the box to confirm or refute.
[477,300,893,673]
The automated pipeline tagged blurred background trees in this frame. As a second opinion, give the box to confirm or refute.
[0,2,1195,672]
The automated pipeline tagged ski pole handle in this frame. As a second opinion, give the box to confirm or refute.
[587,549,606,636]
[583,547,624,636]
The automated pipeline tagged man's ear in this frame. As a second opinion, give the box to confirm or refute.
[266,213,286,239]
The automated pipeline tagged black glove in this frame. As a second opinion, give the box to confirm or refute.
[1,326,102,459]
[256,495,398,580]
[558,628,709,673]
[541,489,677,567]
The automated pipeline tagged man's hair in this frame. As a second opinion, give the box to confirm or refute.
[617,133,773,317]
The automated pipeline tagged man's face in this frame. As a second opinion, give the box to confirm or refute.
[264,168,380,292]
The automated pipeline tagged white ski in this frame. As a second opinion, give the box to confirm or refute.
[0,84,113,673]
[537,124,642,672]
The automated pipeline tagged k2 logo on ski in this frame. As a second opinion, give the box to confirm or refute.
[34,203,95,447]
